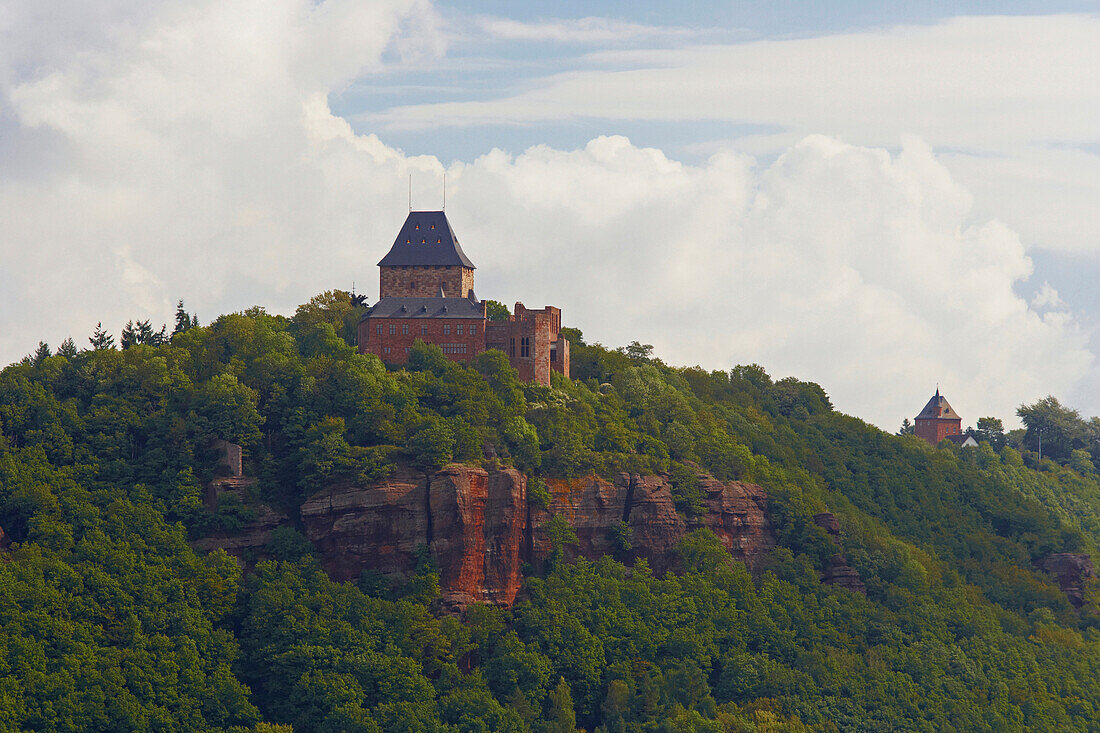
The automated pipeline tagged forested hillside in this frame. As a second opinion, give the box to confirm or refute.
[3,292,1100,732]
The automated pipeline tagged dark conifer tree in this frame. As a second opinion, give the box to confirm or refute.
[89,322,115,350]
[173,300,198,335]
[31,342,51,365]
[136,319,155,345]
[57,338,78,359]
[120,321,138,349]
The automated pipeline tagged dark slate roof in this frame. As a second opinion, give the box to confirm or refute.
[377,211,476,269]
[364,296,485,320]
[916,389,961,421]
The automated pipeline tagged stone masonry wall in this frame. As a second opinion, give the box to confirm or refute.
[379,266,473,299]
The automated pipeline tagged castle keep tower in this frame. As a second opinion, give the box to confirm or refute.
[378,211,475,299]
[914,388,963,445]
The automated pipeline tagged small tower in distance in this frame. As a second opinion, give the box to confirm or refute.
[914,387,962,446]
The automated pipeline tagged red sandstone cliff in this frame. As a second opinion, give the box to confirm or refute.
[295,466,772,609]
[529,473,774,573]
[300,464,528,610]
[198,464,775,610]
[697,474,775,568]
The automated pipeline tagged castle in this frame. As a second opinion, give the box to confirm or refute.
[914,388,977,447]
[358,211,570,385]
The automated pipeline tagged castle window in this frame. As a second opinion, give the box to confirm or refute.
[384,346,391,354]
[436,237,441,243]
[376,324,383,335]
[509,338,515,357]
[409,281,415,288]
[415,224,419,230]
[443,324,451,335]
[456,324,463,335]
[470,325,477,335]
[389,324,396,335]
[402,324,409,335]
[421,325,428,335]
[421,238,426,243]
[406,238,410,243]
[521,337,530,358]
[431,224,435,230]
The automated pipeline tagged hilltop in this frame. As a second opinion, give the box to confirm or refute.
[3,292,1100,732]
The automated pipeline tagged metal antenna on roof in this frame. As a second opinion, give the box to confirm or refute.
[443,171,446,211]
[408,174,412,212]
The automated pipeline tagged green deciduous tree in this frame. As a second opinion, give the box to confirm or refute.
[1018,396,1092,462]
[293,289,364,347]
[969,416,1006,449]
[485,299,511,322]
[407,420,454,471]
[192,372,264,445]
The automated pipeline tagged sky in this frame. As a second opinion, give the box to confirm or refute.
[1,0,1098,430]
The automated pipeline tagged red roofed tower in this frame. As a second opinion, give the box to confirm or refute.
[914,388,963,446]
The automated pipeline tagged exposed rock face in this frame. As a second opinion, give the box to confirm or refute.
[812,512,841,536]
[530,475,629,562]
[429,466,527,610]
[822,554,867,594]
[530,472,775,573]
[813,512,866,594]
[302,466,427,581]
[291,465,775,609]
[301,465,528,610]
[430,466,489,608]
[191,481,288,566]
[483,470,528,606]
[625,475,686,571]
[204,476,255,508]
[210,439,244,478]
[0,524,9,550]
[698,477,776,570]
[1037,553,1095,607]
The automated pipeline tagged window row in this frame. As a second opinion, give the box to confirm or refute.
[374,323,477,336]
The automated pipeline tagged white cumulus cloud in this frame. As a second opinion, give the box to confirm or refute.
[0,1,1092,429]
